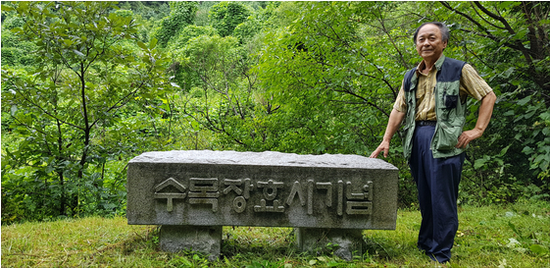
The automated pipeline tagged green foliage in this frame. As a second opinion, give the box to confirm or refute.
[167,25,219,91]
[250,1,550,205]
[233,2,277,43]
[1,27,18,48]
[114,9,133,18]
[1,47,22,66]
[195,1,217,27]
[1,26,39,67]
[114,1,171,43]
[168,253,210,268]
[173,1,548,206]
[1,1,172,223]
[169,25,218,51]
[173,33,265,150]
[466,90,550,203]
[1,12,24,30]
[437,2,550,101]
[209,2,252,37]
[2,0,549,224]
[253,2,418,204]
[153,1,199,48]
[118,1,170,21]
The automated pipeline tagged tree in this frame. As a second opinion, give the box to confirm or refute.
[439,1,549,103]
[233,2,279,43]
[1,13,37,67]
[173,34,265,150]
[152,1,199,48]
[254,1,549,205]
[1,1,170,222]
[209,2,252,37]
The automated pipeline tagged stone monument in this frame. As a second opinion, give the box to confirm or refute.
[127,150,398,261]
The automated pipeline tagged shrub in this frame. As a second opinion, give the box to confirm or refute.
[1,47,22,66]
[209,2,252,37]
[169,25,218,50]
[153,1,199,47]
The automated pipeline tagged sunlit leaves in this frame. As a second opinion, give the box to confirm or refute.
[255,1,415,156]
[1,1,172,222]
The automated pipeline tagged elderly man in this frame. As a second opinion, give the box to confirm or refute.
[370,22,497,263]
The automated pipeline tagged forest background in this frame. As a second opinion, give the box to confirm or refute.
[1,1,549,225]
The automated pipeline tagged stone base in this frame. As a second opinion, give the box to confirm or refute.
[295,228,366,261]
[159,225,222,261]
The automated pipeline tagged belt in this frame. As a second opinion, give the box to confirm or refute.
[416,121,437,126]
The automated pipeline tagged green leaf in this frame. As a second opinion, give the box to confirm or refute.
[501,67,515,78]
[1,4,14,11]
[149,38,158,49]
[517,95,531,106]
[17,1,29,13]
[540,112,550,122]
[137,41,147,50]
[522,146,533,154]
[530,244,548,255]
[317,256,328,262]
[498,1,520,9]
[73,49,85,57]
[499,145,511,157]
[474,156,489,169]
[507,221,523,239]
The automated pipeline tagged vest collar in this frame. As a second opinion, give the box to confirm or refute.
[415,54,446,77]
[405,55,450,92]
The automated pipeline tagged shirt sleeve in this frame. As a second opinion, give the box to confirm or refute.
[393,80,407,113]
[460,64,493,101]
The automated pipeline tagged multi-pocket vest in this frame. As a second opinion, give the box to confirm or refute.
[402,56,467,159]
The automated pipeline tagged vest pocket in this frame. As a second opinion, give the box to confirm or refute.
[444,94,458,109]
[439,92,458,120]
[433,122,461,151]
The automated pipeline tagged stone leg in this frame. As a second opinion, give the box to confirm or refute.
[296,228,366,261]
[159,225,222,261]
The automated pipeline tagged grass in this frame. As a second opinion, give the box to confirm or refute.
[2,200,549,267]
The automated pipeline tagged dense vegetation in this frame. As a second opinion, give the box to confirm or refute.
[2,1,549,225]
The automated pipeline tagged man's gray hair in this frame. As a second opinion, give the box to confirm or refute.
[413,22,450,44]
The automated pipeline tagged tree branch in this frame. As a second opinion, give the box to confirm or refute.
[8,83,85,131]
[469,2,507,30]
[439,1,495,38]
[375,7,410,70]
[326,78,390,117]
[473,2,515,34]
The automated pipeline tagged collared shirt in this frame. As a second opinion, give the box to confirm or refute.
[393,56,493,121]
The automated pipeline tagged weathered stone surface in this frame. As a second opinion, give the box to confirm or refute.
[159,225,222,261]
[296,228,366,261]
[127,150,399,230]
[127,150,398,229]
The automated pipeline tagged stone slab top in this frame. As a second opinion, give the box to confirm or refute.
[129,150,398,170]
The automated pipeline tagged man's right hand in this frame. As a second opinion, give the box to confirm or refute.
[370,109,406,159]
[370,140,390,158]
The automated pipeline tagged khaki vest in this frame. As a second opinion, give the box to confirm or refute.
[402,56,467,159]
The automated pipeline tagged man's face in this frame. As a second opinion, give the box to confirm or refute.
[415,24,447,62]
